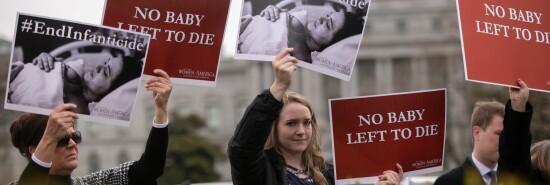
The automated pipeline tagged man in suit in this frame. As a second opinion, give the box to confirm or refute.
[434,100,504,185]
[434,79,533,185]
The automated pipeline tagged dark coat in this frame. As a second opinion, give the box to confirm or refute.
[498,101,546,185]
[436,100,541,185]
[14,126,168,185]
[433,156,486,185]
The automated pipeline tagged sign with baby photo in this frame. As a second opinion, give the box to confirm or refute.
[5,13,150,126]
[103,0,230,87]
[234,0,371,81]
[457,0,550,92]
[329,89,446,184]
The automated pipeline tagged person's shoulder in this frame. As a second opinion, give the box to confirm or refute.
[264,148,282,162]
[531,169,547,185]
[434,166,465,185]
[321,162,335,185]
[322,162,334,172]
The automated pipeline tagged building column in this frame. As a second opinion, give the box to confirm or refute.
[261,62,273,89]
[412,57,429,90]
[446,55,471,165]
[375,57,392,94]
[340,65,359,97]
[249,62,262,93]
[300,68,322,106]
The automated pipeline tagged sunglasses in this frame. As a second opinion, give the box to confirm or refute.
[57,131,82,147]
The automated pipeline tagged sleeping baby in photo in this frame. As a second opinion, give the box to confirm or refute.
[238,5,363,64]
[8,52,141,119]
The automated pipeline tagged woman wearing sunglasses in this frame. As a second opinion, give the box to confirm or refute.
[9,69,172,185]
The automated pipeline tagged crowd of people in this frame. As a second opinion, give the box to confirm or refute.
[4,1,549,185]
[8,46,549,185]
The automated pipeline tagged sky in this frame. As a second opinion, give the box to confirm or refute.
[0,0,242,56]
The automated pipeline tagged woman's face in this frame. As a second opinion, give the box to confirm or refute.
[276,102,313,156]
[306,12,346,49]
[50,128,79,175]
[82,57,124,99]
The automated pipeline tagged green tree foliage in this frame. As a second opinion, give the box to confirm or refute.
[157,113,225,185]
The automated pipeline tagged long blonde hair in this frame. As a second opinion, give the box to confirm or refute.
[531,140,550,183]
[264,91,327,185]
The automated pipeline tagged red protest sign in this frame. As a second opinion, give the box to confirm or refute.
[329,89,446,184]
[457,0,550,92]
[103,0,230,86]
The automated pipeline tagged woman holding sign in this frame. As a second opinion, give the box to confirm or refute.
[9,69,172,185]
[228,48,403,185]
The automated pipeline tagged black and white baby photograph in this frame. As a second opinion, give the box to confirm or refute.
[235,0,370,79]
[5,13,150,125]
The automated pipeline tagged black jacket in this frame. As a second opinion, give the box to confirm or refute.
[15,126,168,185]
[228,89,335,185]
[433,156,486,185]
[498,100,546,185]
[436,100,540,185]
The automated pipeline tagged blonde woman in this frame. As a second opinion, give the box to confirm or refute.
[228,48,403,185]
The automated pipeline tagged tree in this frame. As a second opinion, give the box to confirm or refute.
[157,113,225,185]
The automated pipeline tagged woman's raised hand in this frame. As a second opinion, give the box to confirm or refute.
[145,69,172,124]
[46,104,79,141]
[509,79,529,112]
[33,104,78,163]
[270,48,298,101]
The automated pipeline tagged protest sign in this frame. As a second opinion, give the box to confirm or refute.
[234,0,371,81]
[5,13,150,126]
[329,89,446,184]
[103,0,230,86]
[457,0,550,92]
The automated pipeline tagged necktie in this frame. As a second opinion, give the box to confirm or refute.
[486,170,497,185]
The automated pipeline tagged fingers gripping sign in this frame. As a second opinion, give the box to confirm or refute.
[33,103,79,164]
[273,48,298,85]
[145,69,173,124]
[145,69,173,110]
[375,163,404,185]
[47,104,79,141]
[270,48,299,100]
[145,69,172,124]
[508,79,529,112]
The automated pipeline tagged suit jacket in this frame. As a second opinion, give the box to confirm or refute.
[434,156,486,185]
